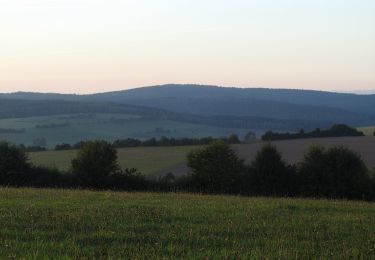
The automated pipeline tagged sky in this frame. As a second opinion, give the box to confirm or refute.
[0,0,374,94]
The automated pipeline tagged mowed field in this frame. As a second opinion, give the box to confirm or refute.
[29,146,202,176]
[359,126,375,136]
[29,136,375,177]
[0,188,374,259]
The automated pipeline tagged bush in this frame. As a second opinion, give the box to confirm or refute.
[299,145,371,199]
[27,166,71,188]
[247,144,293,196]
[187,141,245,193]
[0,142,30,185]
[71,140,119,187]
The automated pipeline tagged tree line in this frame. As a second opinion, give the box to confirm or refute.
[0,140,374,200]
[54,134,241,150]
[262,124,364,141]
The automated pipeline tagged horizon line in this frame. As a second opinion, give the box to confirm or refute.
[1,83,374,96]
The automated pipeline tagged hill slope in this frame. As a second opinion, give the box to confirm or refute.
[2,84,374,125]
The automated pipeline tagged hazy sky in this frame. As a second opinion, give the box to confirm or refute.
[0,0,374,94]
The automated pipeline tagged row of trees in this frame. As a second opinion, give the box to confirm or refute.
[262,124,364,141]
[54,134,241,151]
[0,141,148,190]
[0,140,374,200]
[184,142,374,199]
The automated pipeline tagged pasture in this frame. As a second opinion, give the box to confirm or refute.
[359,126,375,136]
[0,113,249,147]
[29,136,375,177]
[0,188,373,259]
[29,145,201,176]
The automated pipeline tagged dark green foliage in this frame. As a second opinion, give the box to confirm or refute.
[24,146,47,152]
[27,166,73,187]
[227,134,240,144]
[71,140,119,187]
[187,141,245,193]
[244,131,257,143]
[247,144,294,195]
[0,138,374,200]
[55,143,73,151]
[62,135,237,150]
[18,144,47,152]
[0,142,30,185]
[262,124,364,141]
[113,138,142,148]
[299,145,372,199]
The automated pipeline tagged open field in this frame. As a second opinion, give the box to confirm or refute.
[29,145,201,176]
[29,136,375,177]
[0,188,373,258]
[0,113,250,147]
[359,126,375,136]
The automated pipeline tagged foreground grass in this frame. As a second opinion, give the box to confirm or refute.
[0,188,374,259]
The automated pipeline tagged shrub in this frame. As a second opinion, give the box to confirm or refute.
[27,166,71,187]
[299,145,371,199]
[0,142,30,185]
[227,134,240,144]
[187,141,245,193]
[247,144,293,195]
[71,140,119,187]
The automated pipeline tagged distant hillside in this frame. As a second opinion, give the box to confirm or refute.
[0,98,329,131]
[0,99,168,119]
[1,84,375,128]
[88,84,375,115]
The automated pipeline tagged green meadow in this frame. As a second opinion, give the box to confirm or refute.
[0,188,373,259]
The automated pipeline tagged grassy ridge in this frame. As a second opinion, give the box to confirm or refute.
[0,188,374,259]
[29,146,200,176]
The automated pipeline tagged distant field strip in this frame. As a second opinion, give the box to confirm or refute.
[30,136,375,177]
[29,146,201,176]
[0,188,374,259]
[359,126,375,136]
[0,113,249,147]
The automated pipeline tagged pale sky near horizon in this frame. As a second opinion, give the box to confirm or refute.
[0,0,374,94]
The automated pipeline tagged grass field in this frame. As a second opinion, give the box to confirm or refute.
[29,146,201,176]
[0,188,374,258]
[29,136,375,178]
[358,126,375,136]
[0,113,250,147]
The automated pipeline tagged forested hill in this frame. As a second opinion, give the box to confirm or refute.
[1,84,375,127]
[89,85,375,116]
